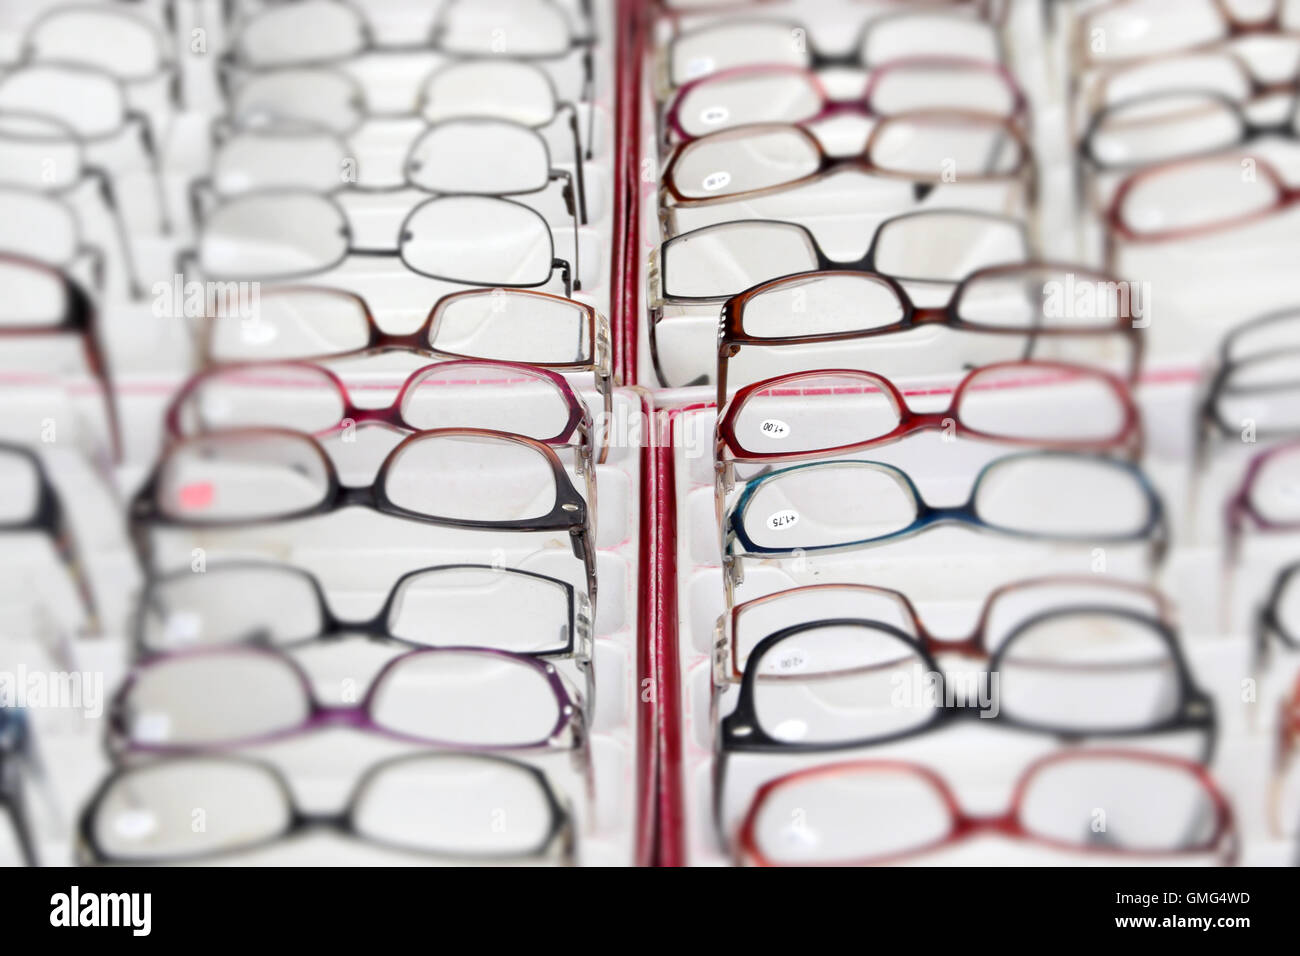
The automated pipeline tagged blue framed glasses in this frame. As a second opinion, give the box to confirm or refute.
[724,451,1166,564]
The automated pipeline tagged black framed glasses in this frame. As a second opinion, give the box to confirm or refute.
[127,427,596,602]
[134,560,594,710]
[79,752,575,865]
[1256,560,1300,666]
[719,607,1216,756]
[1196,307,1300,464]
[0,441,99,633]
[185,190,576,293]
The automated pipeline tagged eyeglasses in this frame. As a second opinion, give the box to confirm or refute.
[663,58,1027,142]
[80,752,575,865]
[1196,307,1300,462]
[0,708,39,867]
[196,287,613,460]
[715,575,1176,685]
[164,358,597,474]
[187,190,577,293]
[0,441,99,633]
[199,117,586,276]
[136,560,591,661]
[660,114,1033,208]
[1075,0,1300,71]
[0,63,169,232]
[1106,151,1300,247]
[1082,89,1300,176]
[723,451,1165,571]
[654,208,1028,304]
[0,111,145,298]
[715,361,1143,491]
[0,254,120,462]
[1269,667,1300,837]
[128,427,596,599]
[719,607,1214,755]
[716,263,1145,402]
[22,5,174,87]
[664,8,1003,90]
[736,750,1235,865]
[1225,438,1300,561]
[0,186,105,290]
[229,0,593,68]
[110,643,586,755]
[1256,559,1300,665]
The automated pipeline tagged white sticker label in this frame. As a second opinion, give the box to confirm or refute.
[766,509,799,531]
[114,809,158,840]
[239,319,277,345]
[685,56,715,79]
[133,713,172,743]
[701,170,731,192]
[760,419,790,440]
[699,105,730,126]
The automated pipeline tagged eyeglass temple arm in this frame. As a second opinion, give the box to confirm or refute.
[83,166,146,300]
[549,169,584,289]
[125,111,172,234]
[557,100,591,212]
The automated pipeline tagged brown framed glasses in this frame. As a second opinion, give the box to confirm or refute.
[164,358,597,478]
[715,360,1143,493]
[200,286,613,464]
[735,750,1237,866]
[716,262,1145,404]
[713,574,1176,686]
[660,112,1034,210]
[128,427,596,602]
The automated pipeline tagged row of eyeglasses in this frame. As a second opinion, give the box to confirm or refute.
[0,0,617,866]
[648,0,1298,865]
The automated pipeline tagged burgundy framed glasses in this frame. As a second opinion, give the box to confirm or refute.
[736,750,1237,866]
[1225,438,1300,561]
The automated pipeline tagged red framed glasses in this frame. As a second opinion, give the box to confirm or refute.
[736,750,1237,866]
[1225,438,1300,561]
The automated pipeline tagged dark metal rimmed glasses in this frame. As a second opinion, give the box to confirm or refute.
[718,607,1215,756]
[0,440,100,633]
[715,360,1144,493]
[164,358,597,478]
[127,427,597,601]
[723,450,1167,576]
[663,57,1028,143]
[662,7,1004,91]
[134,559,592,663]
[715,262,1145,404]
[1196,307,1300,464]
[22,4,175,88]
[197,286,613,462]
[185,189,577,293]
[735,750,1236,866]
[0,61,170,233]
[79,751,575,865]
[714,575,1176,686]
[0,111,146,299]
[1224,438,1300,562]
[109,643,586,756]
[0,253,120,462]
[660,112,1034,210]
[196,116,586,280]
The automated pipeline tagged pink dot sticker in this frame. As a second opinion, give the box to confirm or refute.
[177,482,214,511]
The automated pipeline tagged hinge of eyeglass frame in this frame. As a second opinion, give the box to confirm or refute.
[722,553,743,588]
[646,248,663,311]
[575,592,595,665]
[711,615,730,688]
